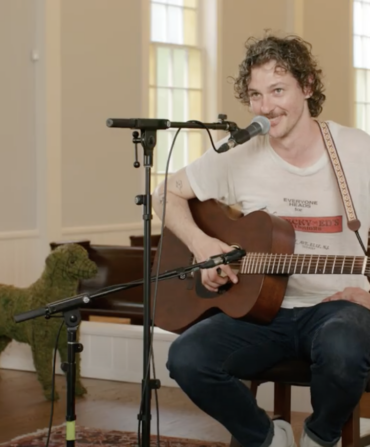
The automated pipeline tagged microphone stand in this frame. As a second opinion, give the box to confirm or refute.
[104,115,239,447]
[14,246,245,447]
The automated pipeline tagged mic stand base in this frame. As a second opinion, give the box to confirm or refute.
[60,309,83,447]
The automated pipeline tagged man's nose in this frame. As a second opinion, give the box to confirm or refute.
[260,96,274,115]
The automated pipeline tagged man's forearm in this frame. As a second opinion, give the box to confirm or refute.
[152,190,205,252]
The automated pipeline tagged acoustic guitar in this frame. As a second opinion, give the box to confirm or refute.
[151,199,370,334]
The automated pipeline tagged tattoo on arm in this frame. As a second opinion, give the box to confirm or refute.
[176,180,183,192]
[159,193,167,206]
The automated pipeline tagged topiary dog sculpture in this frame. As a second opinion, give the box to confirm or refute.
[0,243,98,400]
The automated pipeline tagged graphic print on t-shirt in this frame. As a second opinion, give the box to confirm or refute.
[283,198,318,211]
[279,216,343,233]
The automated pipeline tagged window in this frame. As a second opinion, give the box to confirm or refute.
[354,0,370,133]
[150,0,204,188]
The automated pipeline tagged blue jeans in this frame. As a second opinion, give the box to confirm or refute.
[166,300,370,447]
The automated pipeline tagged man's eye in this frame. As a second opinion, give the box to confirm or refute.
[275,88,283,94]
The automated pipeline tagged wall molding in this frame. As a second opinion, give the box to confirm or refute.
[0,229,39,241]
[62,220,163,236]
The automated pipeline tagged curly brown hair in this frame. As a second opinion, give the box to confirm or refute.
[234,34,326,117]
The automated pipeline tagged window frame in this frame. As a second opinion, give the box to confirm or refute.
[148,0,206,188]
[353,0,370,134]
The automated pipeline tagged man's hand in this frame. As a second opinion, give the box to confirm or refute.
[322,287,370,309]
[191,235,239,292]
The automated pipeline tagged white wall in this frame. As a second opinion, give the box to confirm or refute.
[0,0,41,287]
[61,0,144,228]
[303,0,354,125]
[0,0,37,233]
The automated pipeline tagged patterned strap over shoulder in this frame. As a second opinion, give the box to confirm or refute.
[317,121,361,232]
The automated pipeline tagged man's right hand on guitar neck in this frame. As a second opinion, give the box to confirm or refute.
[190,235,239,293]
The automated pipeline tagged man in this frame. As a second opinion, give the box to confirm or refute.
[152,34,370,447]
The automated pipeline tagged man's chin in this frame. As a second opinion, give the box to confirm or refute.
[269,120,293,140]
[269,128,287,140]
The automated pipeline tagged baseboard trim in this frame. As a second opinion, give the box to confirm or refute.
[0,322,179,386]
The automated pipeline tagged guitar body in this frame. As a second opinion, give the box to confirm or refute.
[151,199,296,334]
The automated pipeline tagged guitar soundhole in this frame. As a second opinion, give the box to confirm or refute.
[217,283,233,294]
[195,276,233,298]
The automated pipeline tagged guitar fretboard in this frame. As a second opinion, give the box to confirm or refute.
[240,253,369,276]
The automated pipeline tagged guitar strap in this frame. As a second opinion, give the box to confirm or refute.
[317,121,361,232]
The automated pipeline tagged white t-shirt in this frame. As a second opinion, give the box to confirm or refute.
[185,121,370,308]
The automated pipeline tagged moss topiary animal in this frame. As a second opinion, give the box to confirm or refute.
[0,243,98,400]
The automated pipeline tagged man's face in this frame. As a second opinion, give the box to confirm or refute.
[247,60,311,140]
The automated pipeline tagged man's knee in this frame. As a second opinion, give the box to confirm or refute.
[167,337,186,379]
[312,306,370,384]
[167,335,205,385]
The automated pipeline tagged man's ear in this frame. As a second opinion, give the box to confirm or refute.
[303,74,314,98]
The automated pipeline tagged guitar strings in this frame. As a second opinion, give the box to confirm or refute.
[228,253,368,274]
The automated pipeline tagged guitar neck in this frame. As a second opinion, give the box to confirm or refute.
[240,253,369,275]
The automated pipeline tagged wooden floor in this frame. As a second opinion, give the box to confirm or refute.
[0,369,310,444]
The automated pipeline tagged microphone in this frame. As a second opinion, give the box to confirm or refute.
[200,248,246,269]
[106,118,170,129]
[217,116,270,153]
